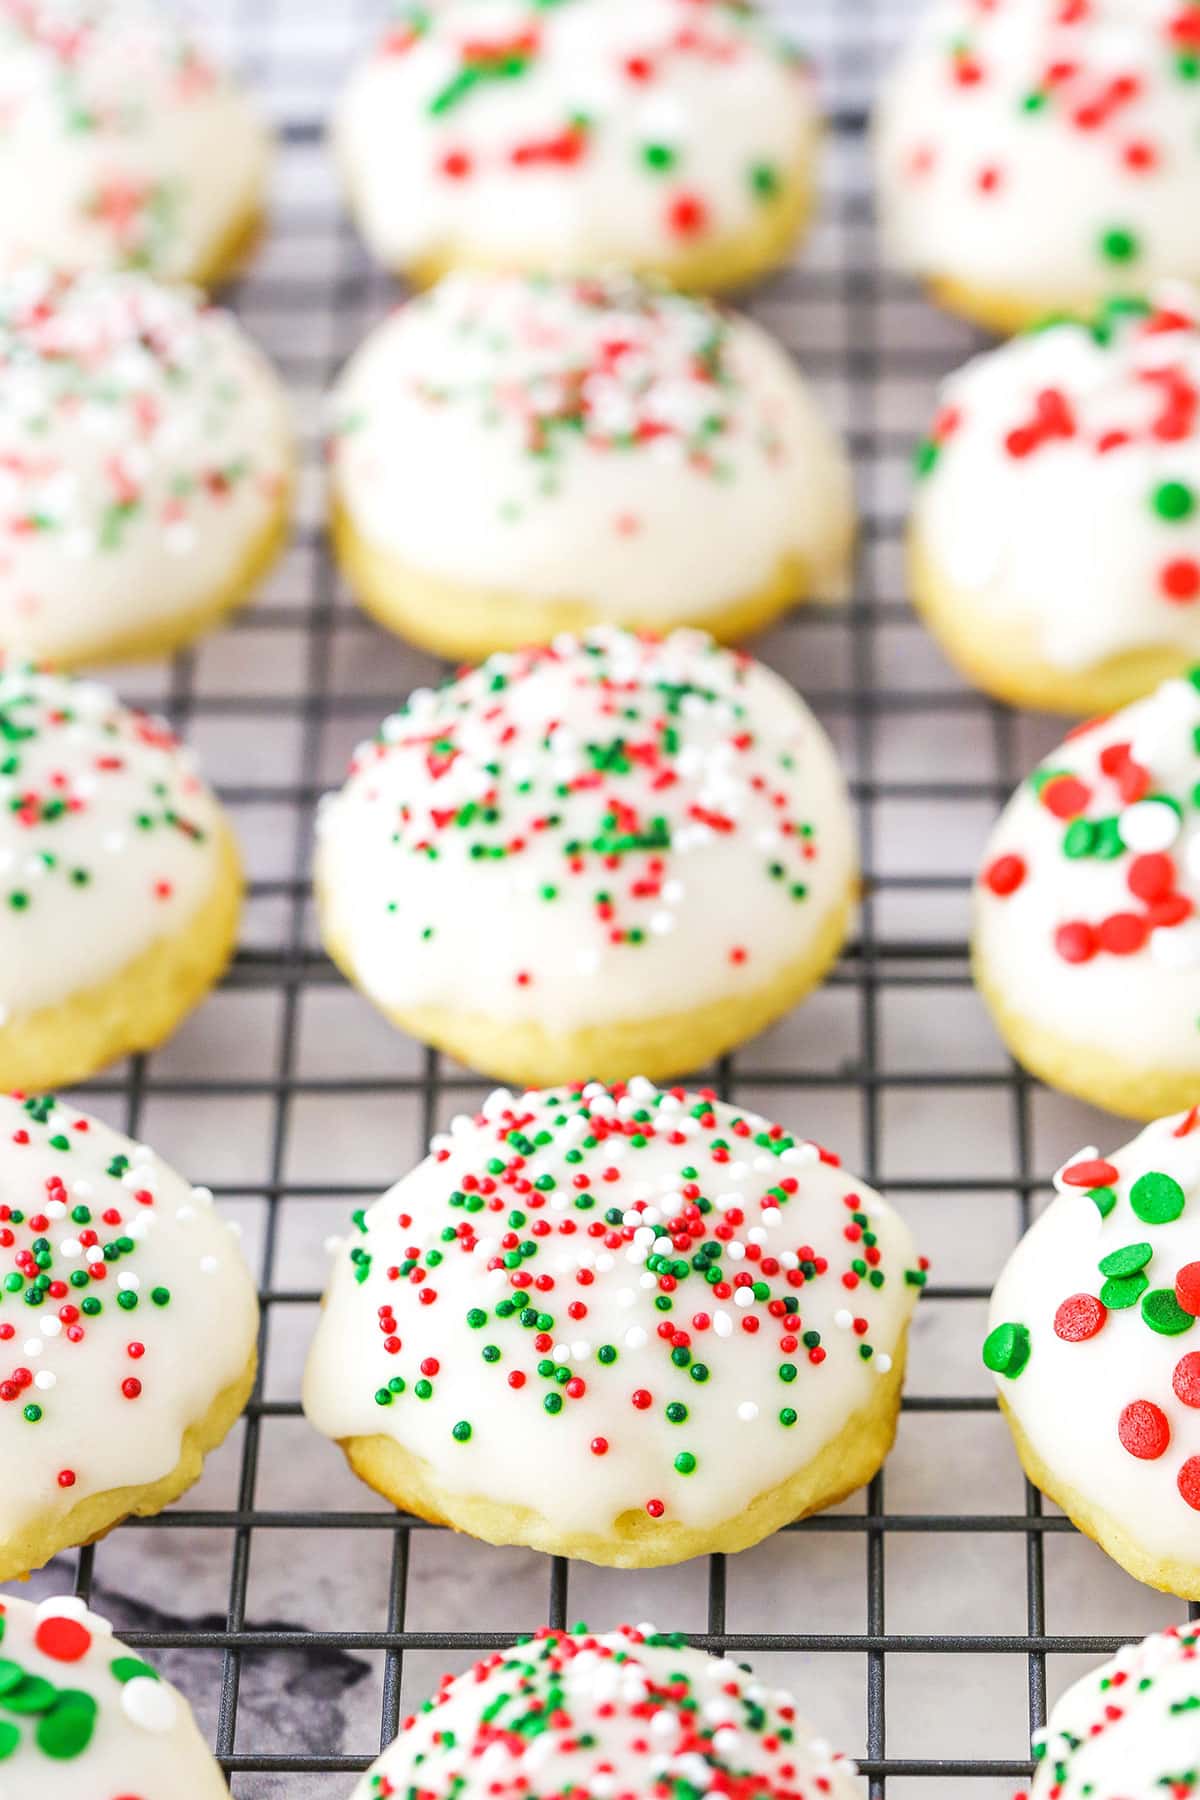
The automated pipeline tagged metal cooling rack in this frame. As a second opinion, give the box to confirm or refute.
[12,0,1200,1795]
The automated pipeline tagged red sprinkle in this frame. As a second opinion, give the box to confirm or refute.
[983,853,1026,897]
[1174,1352,1200,1408]
[1177,1263,1200,1318]
[1118,1399,1171,1460]
[1053,1293,1107,1342]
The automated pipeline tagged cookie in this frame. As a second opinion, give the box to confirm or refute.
[1022,1618,1200,1797]
[0,1092,258,1583]
[304,1079,926,1569]
[875,0,1200,334]
[0,1592,230,1795]
[986,1107,1200,1597]
[350,1624,861,1800]
[973,671,1200,1119]
[328,272,853,660]
[0,265,292,667]
[0,0,270,285]
[0,661,242,1092]
[315,627,857,1087]
[911,289,1200,714]
[334,0,821,292]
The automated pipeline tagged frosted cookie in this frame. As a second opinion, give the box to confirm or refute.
[335,0,821,293]
[0,661,241,1091]
[0,1093,258,1582]
[0,1593,230,1794]
[0,0,270,285]
[315,628,857,1087]
[875,0,1200,334]
[305,1079,926,1569]
[910,289,1200,713]
[973,671,1200,1119]
[0,266,292,667]
[350,1624,861,1800]
[986,1108,1200,1598]
[1023,1619,1200,1796]
[329,272,853,660]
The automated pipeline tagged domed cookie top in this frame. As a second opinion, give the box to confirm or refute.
[0,0,270,283]
[304,1079,925,1561]
[876,0,1200,327]
[0,662,228,1029]
[913,288,1200,679]
[974,672,1200,1113]
[351,1625,861,1800]
[329,271,852,648]
[0,266,291,665]
[316,628,855,1060]
[0,1591,230,1796]
[988,1108,1200,1590]
[334,0,819,287]
[0,1092,258,1575]
[1028,1619,1200,1797]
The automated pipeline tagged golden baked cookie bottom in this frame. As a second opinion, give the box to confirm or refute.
[998,1392,1200,1600]
[189,197,269,290]
[319,877,855,1089]
[332,501,853,662]
[0,1352,258,1584]
[909,527,1197,716]
[336,1335,907,1569]
[923,272,1116,337]
[357,165,815,297]
[0,823,243,1093]
[973,946,1199,1122]
[35,483,292,670]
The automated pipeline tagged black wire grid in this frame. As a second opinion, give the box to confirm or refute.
[13,0,1200,1795]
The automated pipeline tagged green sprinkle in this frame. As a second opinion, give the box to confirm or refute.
[1130,1171,1186,1225]
[982,1321,1031,1379]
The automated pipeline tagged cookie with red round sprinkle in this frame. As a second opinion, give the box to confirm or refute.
[876,0,1200,333]
[334,0,821,293]
[303,1078,924,1568]
[0,1092,258,1583]
[328,271,853,661]
[0,659,241,1091]
[973,671,1200,1119]
[0,265,292,668]
[1027,1619,1200,1796]
[314,626,856,1086]
[910,286,1200,713]
[351,1624,859,1800]
[986,1107,1200,1598]
[0,0,269,286]
[0,1591,230,1796]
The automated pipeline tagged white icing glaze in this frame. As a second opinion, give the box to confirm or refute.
[0,0,269,282]
[315,627,856,1033]
[335,0,818,276]
[0,1592,229,1797]
[0,1092,258,1546]
[330,271,852,622]
[352,1625,860,1800]
[974,673,1200,1072]
[875,0,1200,306]
[914,286,1200,672]
[0,265,291,661]
[989,1108,1200,1570]
[304,1080,924,1539]
[0,662,229,1018]
[1029,1619,1200,1797]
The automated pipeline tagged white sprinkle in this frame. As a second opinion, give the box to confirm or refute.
[736,1401,759,1422]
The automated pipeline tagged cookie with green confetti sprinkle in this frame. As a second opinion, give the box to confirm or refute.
[986,1106,1200,1599]
[910,287,1200,716]
[0,659,243,1092]
[351,1624,860,1800]
[0,0,269,285]
[335,0,821,292]
[876,0,1200,333]
[314,626,857,1088]
[328,270,853,661]
[303,1078,925,1568]
[0,1093,258,1584]
[1025,1618,1200,1797]
[0,1591,229,1796]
